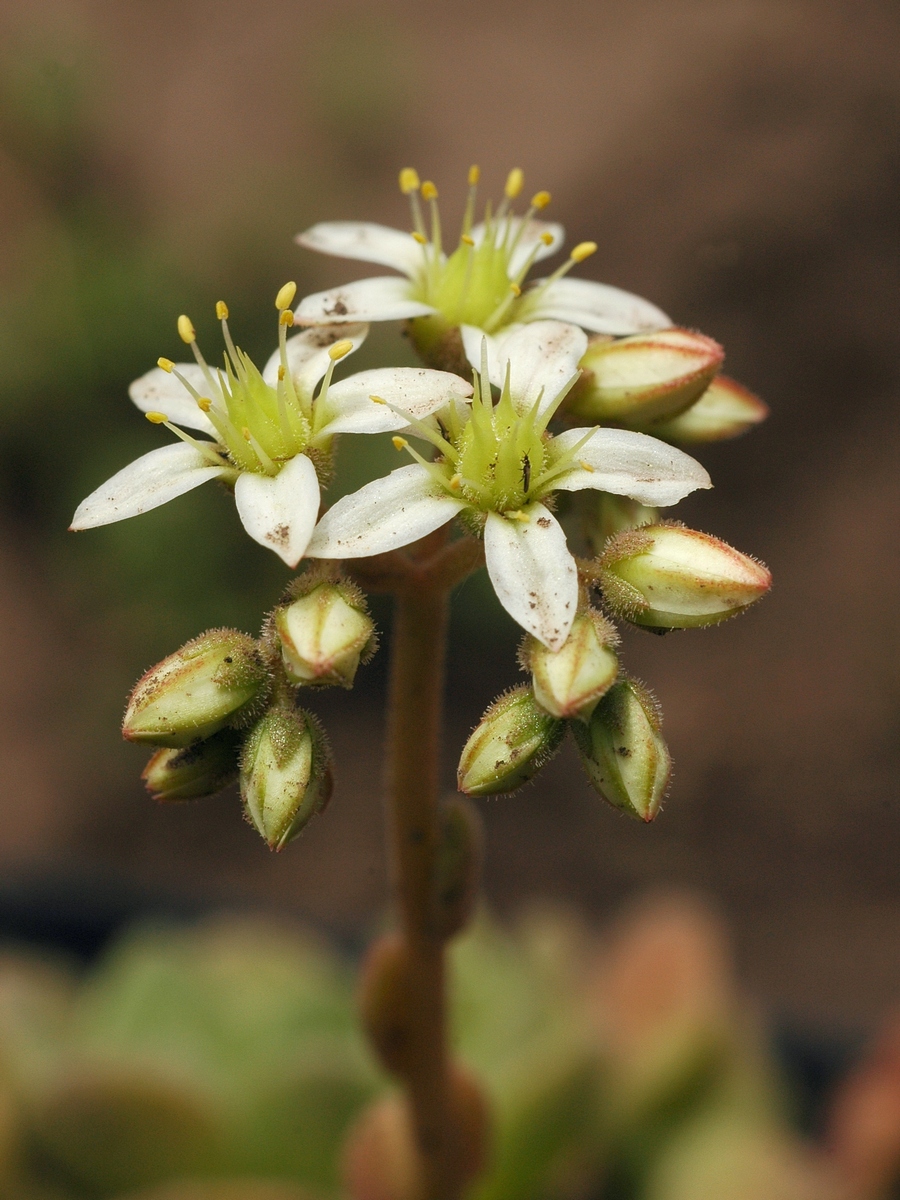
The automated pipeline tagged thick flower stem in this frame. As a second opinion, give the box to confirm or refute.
[385,568,454,1199]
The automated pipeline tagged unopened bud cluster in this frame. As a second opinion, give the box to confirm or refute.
[459,520,769,819]
[123,569,375,850]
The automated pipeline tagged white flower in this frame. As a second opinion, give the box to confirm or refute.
[306,323,711,649]
[70,286,473,567]
[294,166,670,354]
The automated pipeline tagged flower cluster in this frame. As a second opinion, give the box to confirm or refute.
[72,166,771,838]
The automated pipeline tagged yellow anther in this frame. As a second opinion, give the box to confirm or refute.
[411,231,427,244]
[216,300,229,320]
[579,460,595,472]
[242,426,252,441]
[328,339,353,361]
[468,164,480,185]
[145,411,168,424]
[369,395,387,405]
[392,436,408,451]
[177,314,196,344]
[531,190,551,209]
[507,509,530,522]
[277,365,286,381]
[197,398,212,413]
[509,282,522,297]
[540,231,554,246]
[421,180,438,201]
[570,241,598,263]
[279,309,295,327]
[460,234,475,246]
[157,357,174,373]
[275,281,297,311]
[449,473,462,490]
[505,168,524,199]
[399,167,420,194]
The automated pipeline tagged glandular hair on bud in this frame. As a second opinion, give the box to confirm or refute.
[567,328,724,425]
[646,375,769,444]
[274,579,375,688]
[598,523,772,630]
[240,706,332,850]
[458,686,564,797]
[572,679,670,821]
[525,609,619,722]
[434,799,484,940]
[142,729,242,803]
[358,934,414,1078]
[123,630,268,748]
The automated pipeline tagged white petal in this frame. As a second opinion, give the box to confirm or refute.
[233,453,321,568]
[296,221,425,277]
[128,365,217,435]
[306,464,464,559]
[484,506,578,651]
[469,218,565,276]
[320,368,473,436]
[487,321,588,415]
[459,324,515,379]
[523,277,671,334]
[552,427,712,506]
[295,277,436,325]
[70,443,226,530]
[262,324,368,395]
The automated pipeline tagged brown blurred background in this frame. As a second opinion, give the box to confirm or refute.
[0,0,897,1033]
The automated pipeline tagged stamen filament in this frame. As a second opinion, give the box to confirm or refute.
[242,426,277,475]
[145,412,224,467]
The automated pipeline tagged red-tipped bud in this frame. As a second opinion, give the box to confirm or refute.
[598,523,771,630]
[141,729,241,802]
[572,679,670,821]
[457,686,564,797]
[568,328,723,424]
[525,610,618,722]
[647,375,769,443]
[123,630,268,748]
[274,580,375,689]
[239,707,332,850]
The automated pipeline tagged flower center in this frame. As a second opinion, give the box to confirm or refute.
[389,350,590,518]
[155,288,352,476]
[399,167,598,334]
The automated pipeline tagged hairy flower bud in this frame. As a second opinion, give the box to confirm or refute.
[457,686,564,797]
[646,375,769,443]
[567,328,723,425]
[275,579,376,688]
[572,679,670,820]
[123,630,268,748]
[525,610,619,722]
[141,729,241,803]
[240,707,332,850]
[598,523,771,630]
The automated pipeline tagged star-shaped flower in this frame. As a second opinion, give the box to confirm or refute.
[70,284,473,566]
[306,322,711,649]
[293,167,670,365]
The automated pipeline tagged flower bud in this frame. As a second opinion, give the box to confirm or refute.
[598,523,771,630]
[572,679,670,821]
[123,630,268,748]
[240,707,332,850]
[141,729,241,803]
[434,799,483,940]
[525,610,619,722]
[567,328,723,425]
[457,686,564,797]
[646,374,769,443]
[274,580,375,688]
